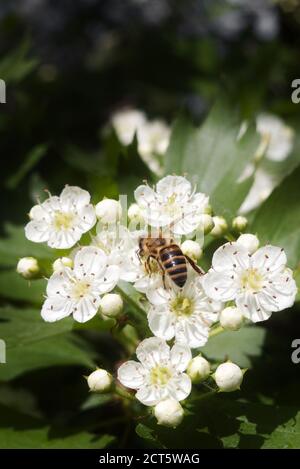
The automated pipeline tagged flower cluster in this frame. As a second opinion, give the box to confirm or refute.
[21,175,297,428]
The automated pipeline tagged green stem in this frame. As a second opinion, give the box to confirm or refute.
[189,390,217,403]
[209,325,224,338]
[114,386,135,401]
[224,232,236,242]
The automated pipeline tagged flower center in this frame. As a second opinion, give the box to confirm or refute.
[54,211,74,230]
[150,366,172,386]
[163,193,181,217]
[71,280,91,300]
[240,268,264,293]
[171,296,194,317]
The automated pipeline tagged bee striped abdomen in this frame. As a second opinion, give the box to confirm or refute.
[160,245,187,288]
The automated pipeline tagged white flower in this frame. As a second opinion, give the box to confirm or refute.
[203,242,297,323]
[236,233,259,254]
[117,337,192,406]
[256,113,294,162]
[41,246,119,323]
[219,306,244,331]
[239,168,276,214]
[138,120,170,175]
[214,362,243,392]
[181,240,202,260]
[100,293,123,318]
[87,369,113,392]
[95,199,122,224]
[134,175,209,235]
[147,277,221,347]
[111,109,146,146]
[25,186,96,249]
[187,356,210,383]
[17,257,39,279]
[53,257,73,272]
[154,399,184,428]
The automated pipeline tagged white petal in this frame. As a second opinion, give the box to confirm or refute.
[170,342,192,372]
[156,175,191,199]
[202,270,238,302]
[167,373,192,401]
[46,270,70,297]
[41,297,72,322]
[60,186,91,209]
[134,185,157,209]
[212,242,250,272]
[25,220,50,243]
[77,205,96,232]
[147,307,175,341]
[117,361,146,389]
[135,384,167,406]
[47,228,81,249]
[136,337,170,369]
[252,245,287,274]
[174,317,209,348]
[96,265,119,294]
[236,292,272,322]
[259,270,297,312]
[74,246,107,278]
[72,297,99,323]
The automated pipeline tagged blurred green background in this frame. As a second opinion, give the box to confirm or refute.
[1,0,300,449]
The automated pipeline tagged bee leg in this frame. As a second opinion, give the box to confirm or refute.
[185,255,205,275]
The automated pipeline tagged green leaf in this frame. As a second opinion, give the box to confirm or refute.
[0,307,94,380]
[165,103,259,217]
[6,145,48,190]
[251,165,300,269]
[0,41,38,83]
[0,224,54,268]
[0,403,114,448]
[201,326,266,368]
[0,270,45,304]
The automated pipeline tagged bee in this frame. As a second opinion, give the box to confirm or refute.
[138,231,204,289]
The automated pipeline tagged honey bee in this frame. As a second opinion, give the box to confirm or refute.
[138,231,205,289]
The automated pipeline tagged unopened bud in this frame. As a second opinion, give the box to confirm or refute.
[95,199,122,224]
[187,356,210,383]
[220,307,244,331]
[199,214,214,235]
[210,216,228,237]
[214,362,243,392]
[232,216,248,233]
[237,233,259,254]
[17,257,39,279]
[181,240,202,261]
[128,203,144,224]
[100,293,123,319]
[53,257,73,272]
[87,369,113,393]
[154,399,184,428]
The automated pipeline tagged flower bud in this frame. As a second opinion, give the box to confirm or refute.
[100,293,123,318]
[154,399,184,428]
[181,240,202,261]
[210,216,228,237]
[214,362,243,392]
[220,306,244,331]
[95,199,122,224]
[53,257,73,272]
[87,369,113,393]
[237,233,259,254]
[232,216,248,233]
[199,214,214,235]
[128,203,144,223]
[187,356,210,383]
[16,257,39,279]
